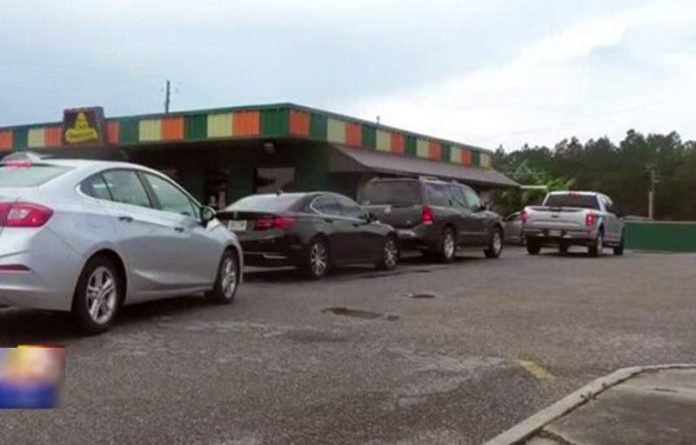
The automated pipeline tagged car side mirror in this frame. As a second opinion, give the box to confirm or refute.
[364,212,377,222]
[200,206,216,226]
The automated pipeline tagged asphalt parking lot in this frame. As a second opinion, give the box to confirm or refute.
[1,247,695,445]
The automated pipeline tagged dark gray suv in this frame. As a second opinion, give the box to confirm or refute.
[359,177,504,262]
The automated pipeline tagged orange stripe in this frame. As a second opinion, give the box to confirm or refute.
[161,117,184,140]
[289,110,310,136]
[107,121,120,144]
[44,126,62,147]
[345,122,362,147]
[233,111,260,136]
[429,141,441,160]
[391,133,405,154]
[461,148,472,166]
[0,131,12,151]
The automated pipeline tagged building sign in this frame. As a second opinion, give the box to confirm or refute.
[62,107,105,145]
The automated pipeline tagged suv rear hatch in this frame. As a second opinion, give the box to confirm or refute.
[360,180,423,228]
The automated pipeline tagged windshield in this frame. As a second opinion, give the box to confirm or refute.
[361,181,421,206]
[544,193,600,210]
[0,164,71,187]
[226,194,302,212]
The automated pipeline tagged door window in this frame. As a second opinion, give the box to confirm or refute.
[448,185,469,209]
[143,173,198,217]
[311,195,342,216]
[335,195,366,220]
[101,170,152,208]
[461,186,482,210]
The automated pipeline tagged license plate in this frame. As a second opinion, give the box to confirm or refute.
[548,229,561,237]
[227,220,248,232]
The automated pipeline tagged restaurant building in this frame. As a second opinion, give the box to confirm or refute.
[0,103,517,208]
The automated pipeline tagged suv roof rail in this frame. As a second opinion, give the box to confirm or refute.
[418,175,441,181]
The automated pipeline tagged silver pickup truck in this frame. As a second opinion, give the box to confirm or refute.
[521,191,625,256]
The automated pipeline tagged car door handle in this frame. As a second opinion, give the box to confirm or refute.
[324,218,334,223]
[118,215,134,223]
[174,226,185,233]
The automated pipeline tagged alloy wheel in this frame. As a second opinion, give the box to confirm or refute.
[86,266,118,325]
[310,241,328,276]
[443,231,455,259]
[384,239,398,269]
[221,257,237,299]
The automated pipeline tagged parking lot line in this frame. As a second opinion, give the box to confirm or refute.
[517,359,556,381]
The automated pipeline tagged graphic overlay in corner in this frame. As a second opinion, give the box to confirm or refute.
[0,346,65,409]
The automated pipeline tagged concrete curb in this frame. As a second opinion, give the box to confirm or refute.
[483,363,696,445]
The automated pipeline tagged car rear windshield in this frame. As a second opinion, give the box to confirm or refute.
[361,181,421,206]
[227,194,303,212]
[544,193,600,210]
[0,164,72,187]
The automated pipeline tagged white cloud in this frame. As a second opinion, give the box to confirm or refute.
[345,1,696,149]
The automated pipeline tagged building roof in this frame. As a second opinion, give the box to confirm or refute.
[0,102,501,173]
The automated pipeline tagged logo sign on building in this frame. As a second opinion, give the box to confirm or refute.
[62,107,105,145]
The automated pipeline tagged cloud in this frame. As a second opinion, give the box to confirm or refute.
[345,1,696,149]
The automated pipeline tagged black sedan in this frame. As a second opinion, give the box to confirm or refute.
[216,192,399,279]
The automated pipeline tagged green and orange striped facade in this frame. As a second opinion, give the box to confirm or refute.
[0,104,494,169]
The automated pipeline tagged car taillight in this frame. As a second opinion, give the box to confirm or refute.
[520,210,528,224]
[421,206,434,225]
[0,202,53,227]
[255,216,296,230]
[585,212,597,227]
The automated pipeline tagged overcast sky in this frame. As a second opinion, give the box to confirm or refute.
[1,0,695,150]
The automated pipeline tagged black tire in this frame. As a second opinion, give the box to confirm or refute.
[302,237,330,280]
[435,227,456,263]
[206,249,239,304]
[588,230,604,257]
[484,227,504,259]
[526,238,541,255]
[71,255,123,335]
[376,235,399,270]
[559,241,569,255]
[613,232,625,256]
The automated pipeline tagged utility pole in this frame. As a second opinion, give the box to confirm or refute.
[647,164,659,220]
[164,80,171,114]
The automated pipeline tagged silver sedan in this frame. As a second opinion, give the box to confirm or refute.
[0,156,242,334]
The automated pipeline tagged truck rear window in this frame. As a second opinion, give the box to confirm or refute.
[0,164,72,187]
[360,181,421,206]
[544,194,600,210]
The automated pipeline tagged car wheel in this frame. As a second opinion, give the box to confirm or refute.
[613,232,625,256]
[437,227,456,263]
[588,230,604,257]
[376,235,399,270]
[484,227,503,258]
[559,241,569,255]
[206,249,239,304]
[526,238,541,255]
[303,237,329,279]
[71,255,123,335]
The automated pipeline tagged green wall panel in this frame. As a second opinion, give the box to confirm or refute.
[295,144,329,191]
[119,119,139,145]
[13,128,28,151]
[309,114,327,140]
[441,144,451,162]
[405,135,417,156]
[472,150,481,167]
[625,222,696,252]
[226,168,255,203]
[261,109,290,138]
[361,126,376,149]
[185,114,207,141]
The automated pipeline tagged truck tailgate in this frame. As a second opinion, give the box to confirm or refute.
[525,206,588,231]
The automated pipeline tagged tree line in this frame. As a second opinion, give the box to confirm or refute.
[492,130,696,221]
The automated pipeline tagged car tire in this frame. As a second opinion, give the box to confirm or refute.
[613,232,625,256]
[436,227,456,263]
[559,241,569,255]
[526,239,541,255]
[588,230,604,257]
[206,249,239,304]
[303,237,330,280]
[376,235,399,270]
[71,255,123,335]
[484,227,504,259]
